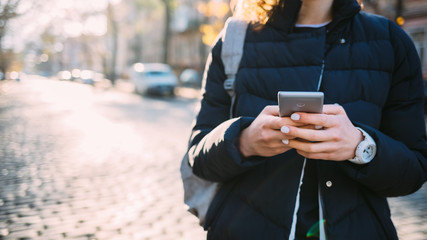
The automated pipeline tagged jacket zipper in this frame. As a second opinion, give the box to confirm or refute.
[288,60,326,240]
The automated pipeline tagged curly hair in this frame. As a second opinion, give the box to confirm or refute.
[232,0,364,24]
[232,0,282,24]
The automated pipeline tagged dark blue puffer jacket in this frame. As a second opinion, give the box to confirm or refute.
[188,0,427,239]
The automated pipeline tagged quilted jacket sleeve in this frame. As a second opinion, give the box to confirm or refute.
[340,21,427,197]
[187,39,263,183]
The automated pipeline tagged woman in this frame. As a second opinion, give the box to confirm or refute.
[187,0,427,239]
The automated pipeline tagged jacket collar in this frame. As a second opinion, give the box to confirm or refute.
[267,0,361,33]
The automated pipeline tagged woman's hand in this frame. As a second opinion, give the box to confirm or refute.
[281,104,363,161]
[239,106,311,157]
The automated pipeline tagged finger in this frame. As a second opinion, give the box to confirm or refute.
[289,112,337,128]
[255,126,294,145]
[269,129,296,142]
[296,149,349,161]
[262,105,280,116]
[292,125,324,130]
[296,150,335,160]
[252,126,296,147]
[286,140,351,161]
[268,116,310,130]
[257,137,293,155]
[282,125,333,142]
[289,104,347,127]
[285,138,336,153]
[322,104,345,115]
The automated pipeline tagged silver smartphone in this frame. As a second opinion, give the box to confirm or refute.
[278,91,324,117]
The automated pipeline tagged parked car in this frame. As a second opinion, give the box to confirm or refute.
[71,69,81,81]
[57,70,72,81]
[129,63,178,96]
[8,71,20,82]
[180,68,201,88]
[79,70,99,85]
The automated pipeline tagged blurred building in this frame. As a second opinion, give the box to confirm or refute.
[169,0,230,74]
[400,0,427,80]
[61,36,105,73]
[169,0,427,80]
[363,0,427,80]
[39,0,427,83]
[169,2,206,73]
[106,0,165,79]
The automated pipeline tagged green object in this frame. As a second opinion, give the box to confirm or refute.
[307,219,326,238]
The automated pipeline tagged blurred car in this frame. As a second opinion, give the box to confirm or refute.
[71,69,81,81]
[57,70,72,81]
[8,71,20,81]
[129,63,178,96]
[79,70,96,85]
[63,69,104,85]
[180,68,201,88]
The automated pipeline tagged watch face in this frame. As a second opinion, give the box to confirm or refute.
[362,145,374,159]
[352,128,377,164]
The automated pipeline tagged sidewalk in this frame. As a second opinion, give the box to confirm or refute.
[0,78,425,240]
[389,184,427,239]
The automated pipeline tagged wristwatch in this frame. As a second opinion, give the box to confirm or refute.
[349,127,377,165]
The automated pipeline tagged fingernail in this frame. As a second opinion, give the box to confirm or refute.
[291,113,300,121]
[315,125,323,129]
[281,126,289,133]
[334,103,340,106]
[282,139,289,144]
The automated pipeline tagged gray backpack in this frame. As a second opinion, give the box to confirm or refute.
[180,17,248,226]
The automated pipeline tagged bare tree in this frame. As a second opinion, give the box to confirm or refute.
[130,0,156,64]
[130,0,160,64]
[0,0,21,79]
[160,0,173,64]
[106,1,119,85]
[395,0,403,20]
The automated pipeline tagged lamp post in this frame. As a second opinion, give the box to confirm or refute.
[395,0,404,26]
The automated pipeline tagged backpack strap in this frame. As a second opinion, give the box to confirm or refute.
[221,17,248,118]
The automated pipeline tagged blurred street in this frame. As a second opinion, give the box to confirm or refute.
[0,77,205,240]
[0,77,426,240]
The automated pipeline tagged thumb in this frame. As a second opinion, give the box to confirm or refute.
[322,104,345,115]
[262,105,280,117]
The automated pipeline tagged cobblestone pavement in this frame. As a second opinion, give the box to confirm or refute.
[0,78,426,240]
